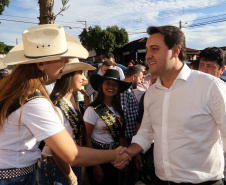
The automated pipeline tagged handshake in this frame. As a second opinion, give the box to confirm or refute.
[112,146,133,170]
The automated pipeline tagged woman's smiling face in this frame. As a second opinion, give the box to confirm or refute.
[102,79,119,97]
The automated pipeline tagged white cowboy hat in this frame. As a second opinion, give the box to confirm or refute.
[3,24,89,65]
[45,58,96,85]
[62,58,96,75]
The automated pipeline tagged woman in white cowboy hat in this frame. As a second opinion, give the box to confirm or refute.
[37,58,95,185]
[84,69,132,185]
[0,24,130,185]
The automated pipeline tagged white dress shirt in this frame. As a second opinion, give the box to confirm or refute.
[132,64,226,183]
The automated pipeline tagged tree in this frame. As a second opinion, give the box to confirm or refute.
[0,41,13,54]
[0,0,10,15]
[38,0,70,24]
[79,25,129,55]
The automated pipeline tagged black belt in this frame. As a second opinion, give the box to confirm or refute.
[91,138,117,149]
[163,179,223,185]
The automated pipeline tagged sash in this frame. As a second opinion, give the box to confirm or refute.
[7,89,45,116]
[90,103,123,146]
[55,99,83,144]
[2,90,46,150]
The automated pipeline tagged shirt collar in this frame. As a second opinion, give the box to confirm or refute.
[155,63,191,88]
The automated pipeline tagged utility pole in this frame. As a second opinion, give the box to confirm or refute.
[179,20,182,29]
[77,21,87,31]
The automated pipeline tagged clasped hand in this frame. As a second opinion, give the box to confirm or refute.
[112,146,131,170]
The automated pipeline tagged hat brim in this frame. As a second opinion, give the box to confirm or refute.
[62,62,96,75]
[90,74,131,93]
[45,62,96,85]
[3,33,88,65]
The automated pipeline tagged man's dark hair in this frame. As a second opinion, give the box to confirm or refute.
[199,47,225,68]
[125,66,141,78]
[102,60,114,67]
[104,52,114,59]
[189,60,199,70]
[147,25,186,62]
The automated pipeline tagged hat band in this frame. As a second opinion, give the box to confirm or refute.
[24,49,68,59]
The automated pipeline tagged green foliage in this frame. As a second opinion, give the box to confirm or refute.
[0,41,13,54]
[79,25,129,55]
[0,0,10,15]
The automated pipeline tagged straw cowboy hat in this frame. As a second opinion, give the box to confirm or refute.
[3,24,89,65]
[45,58,96,85]
[89,69,131,93]
[62,58,96,75]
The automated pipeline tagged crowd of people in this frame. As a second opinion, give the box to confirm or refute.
[0,23,226,185]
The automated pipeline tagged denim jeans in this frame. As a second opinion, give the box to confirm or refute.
[37,158,81,185]
[0,168,36,185]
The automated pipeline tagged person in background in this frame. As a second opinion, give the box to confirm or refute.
[134,74,158,185]
[133,65,146,103]
[119,66,143,185]
[0,24,130,185]
[84,61,114,107]
[189,60,199,70]
[104,52,125,80]
[198,47,226,81]
[78,73,88,115]
[84,69,131,185]
[0,68,9,80]
[198,47,226,184]
[127,62,133,68]
[37,59,95,185]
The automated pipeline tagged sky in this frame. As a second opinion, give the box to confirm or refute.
[1,0,226,50]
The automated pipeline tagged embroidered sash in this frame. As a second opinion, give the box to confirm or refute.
[7,89,45,116]
[55,99,83,144]
[90,103,123,146]
[2,90,46,150]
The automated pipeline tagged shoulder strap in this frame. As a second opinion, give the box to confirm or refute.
[90,103,123,146]
[55,99,83,144]
[7,89,45,116]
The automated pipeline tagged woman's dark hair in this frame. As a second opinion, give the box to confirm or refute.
[90,80,125,136]
[50,71,87,145]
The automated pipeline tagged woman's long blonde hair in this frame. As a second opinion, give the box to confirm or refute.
[0,63,58,130]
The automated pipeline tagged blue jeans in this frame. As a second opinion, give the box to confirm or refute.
[37,158,81,185]
[0,168,36,185]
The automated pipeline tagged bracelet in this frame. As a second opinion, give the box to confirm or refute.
[68,179,77,185]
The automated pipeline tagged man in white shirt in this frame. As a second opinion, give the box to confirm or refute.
[117,25,226,185]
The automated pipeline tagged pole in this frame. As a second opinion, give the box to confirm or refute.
[77,21,87,31]
[179,20,182,29]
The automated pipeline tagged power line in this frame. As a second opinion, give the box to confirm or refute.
[0,18,38,24]
[185,18,226,28]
